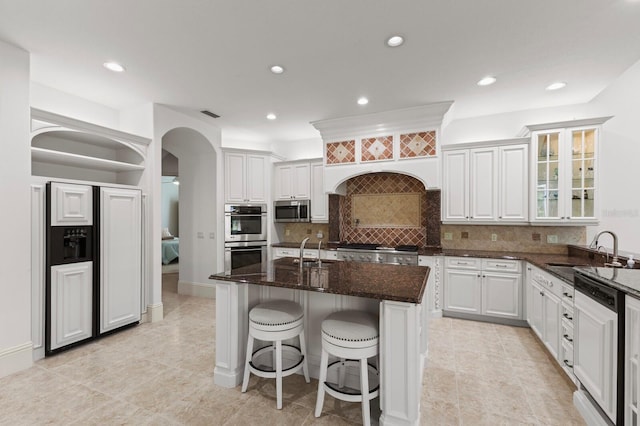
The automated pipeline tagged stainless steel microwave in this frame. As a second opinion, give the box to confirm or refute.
[274,200,310,223]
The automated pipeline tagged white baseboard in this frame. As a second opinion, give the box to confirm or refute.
[430,310,443,318]
[178,281,216,299]
[146,303,164,323]
[0,342,33,379]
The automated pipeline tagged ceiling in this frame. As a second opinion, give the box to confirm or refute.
[1,1,640,144]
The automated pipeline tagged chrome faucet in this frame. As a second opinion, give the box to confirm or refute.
[317,240,322,268]
[299,237,310,278]
[590,230,622,268]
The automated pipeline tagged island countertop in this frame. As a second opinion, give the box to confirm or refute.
[209,258,430,304]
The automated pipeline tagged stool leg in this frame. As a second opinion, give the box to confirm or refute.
[299,330,310,383]
[241,334,254,393]
[275,340,283,409]
[338,358,346,388]
[272,341,277,371]
[315,347,329,418]
[360,358,371,426]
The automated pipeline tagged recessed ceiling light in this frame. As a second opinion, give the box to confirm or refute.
[477,76,497,86]
[357,97,369,105]
[386,35,404,47]
[266,113,277,120]
[546,81,567,91]
[270,65,284,74]
[103,61,125,72]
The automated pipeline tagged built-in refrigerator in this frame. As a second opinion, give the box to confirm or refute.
[45,182,142,355]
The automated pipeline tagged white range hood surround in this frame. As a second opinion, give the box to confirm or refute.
[311,102,453,193]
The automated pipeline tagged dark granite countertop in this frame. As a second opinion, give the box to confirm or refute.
[209,258,430,304]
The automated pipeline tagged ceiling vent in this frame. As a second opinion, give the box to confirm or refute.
[200,110,220,119]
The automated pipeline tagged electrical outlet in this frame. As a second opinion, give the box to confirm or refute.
[209,232,215,239]
[197,232,204,239]
[316,231,323,239]
[547,234,558,244]
[444,232,453,241]
[491,233,498,242]
[285,228,290,236]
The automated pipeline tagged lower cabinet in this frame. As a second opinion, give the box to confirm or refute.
[444,257,522,320]
[626,295,640,425]
[49,261,93,351]
[526,266,562,361]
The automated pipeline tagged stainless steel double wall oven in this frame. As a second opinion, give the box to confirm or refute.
[224,204,267,274]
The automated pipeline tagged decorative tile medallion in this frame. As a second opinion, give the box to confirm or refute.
[361,136,393,162]
[399,131,437,158]
[326,140,356,165]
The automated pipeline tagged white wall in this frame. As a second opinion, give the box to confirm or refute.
[153,105,223,305]
[31,82,120,130]
[0,40,32,377]
[270,137,323,161]
[161,179,179,237]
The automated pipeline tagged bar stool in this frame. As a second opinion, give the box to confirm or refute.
[315,310,379,426]
[241,299,310,409]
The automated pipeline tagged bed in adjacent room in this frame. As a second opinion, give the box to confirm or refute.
[162,237,179,265]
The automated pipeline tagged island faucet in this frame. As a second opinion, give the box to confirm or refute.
[317,240,322,268]
[299,237,310,279]
[589,230,622,267]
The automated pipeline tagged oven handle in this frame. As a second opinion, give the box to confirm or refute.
[225,247,265,252]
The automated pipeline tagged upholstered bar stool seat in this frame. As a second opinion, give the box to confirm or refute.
[241,299,310,409]
[315,310,379,426]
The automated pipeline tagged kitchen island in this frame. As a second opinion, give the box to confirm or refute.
[210,258,430,426]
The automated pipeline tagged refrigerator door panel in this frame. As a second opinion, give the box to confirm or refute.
[48,261,93,351]
[50,182,93,226]
[99,187,142,334]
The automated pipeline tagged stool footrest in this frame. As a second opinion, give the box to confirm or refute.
[248,344,305,379]
[322,360,379,400]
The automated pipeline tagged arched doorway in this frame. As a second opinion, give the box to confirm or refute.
[160,127,217,313]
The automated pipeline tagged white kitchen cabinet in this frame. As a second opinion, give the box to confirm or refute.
[310,161,328,222]
[543,289,562,360]
[49,261,93,351]
[574,291,618,423]
[100,187,141,334]
[528,279,545,340]
[274,162,311,200]
[442,141,528,223]
[444,268,482,314]
[49,182,93,226]
[444,257,521,319]
[626,295,640,426]
[224,151,268,203]
[527,117,611,224]
[272,247,338,260]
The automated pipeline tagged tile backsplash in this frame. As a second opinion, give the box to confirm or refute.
[278,223,330,244]
[441,224,586,254]
[340,173,431,246]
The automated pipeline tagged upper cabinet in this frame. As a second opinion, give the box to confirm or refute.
[273,162,311,200]
[526,117,611,224]
[442,140,528,223]
[272,158,327,222]
[30,108,149,186]
[310,160,328,223]
[224,150,269,204]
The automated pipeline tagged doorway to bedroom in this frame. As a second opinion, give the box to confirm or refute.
[162,150,180,282]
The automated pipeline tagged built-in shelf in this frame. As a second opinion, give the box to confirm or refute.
[30,108,149,185]
[31,147,145,172]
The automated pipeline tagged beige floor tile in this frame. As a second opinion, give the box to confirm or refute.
[0,277,586,425]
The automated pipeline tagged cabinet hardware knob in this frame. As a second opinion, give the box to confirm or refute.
[540,291,544,296]
[499,216,502,219]
[563,334,573,342]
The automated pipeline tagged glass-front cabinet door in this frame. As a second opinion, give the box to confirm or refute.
[536,132,561,219]
[530,122,603,223]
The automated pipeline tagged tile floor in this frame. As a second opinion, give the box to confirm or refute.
[0,273,585,425]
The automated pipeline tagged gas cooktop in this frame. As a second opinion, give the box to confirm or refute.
[336,243,419,265]
[337,243,419,253]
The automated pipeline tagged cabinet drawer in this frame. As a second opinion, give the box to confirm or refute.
[322,250,338,260]
[561,283,574,304]
[482,258,521,273]
[561,317,574,343]
[561,338,574,367]
[274,248,299,258]
[445,257,481,270]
